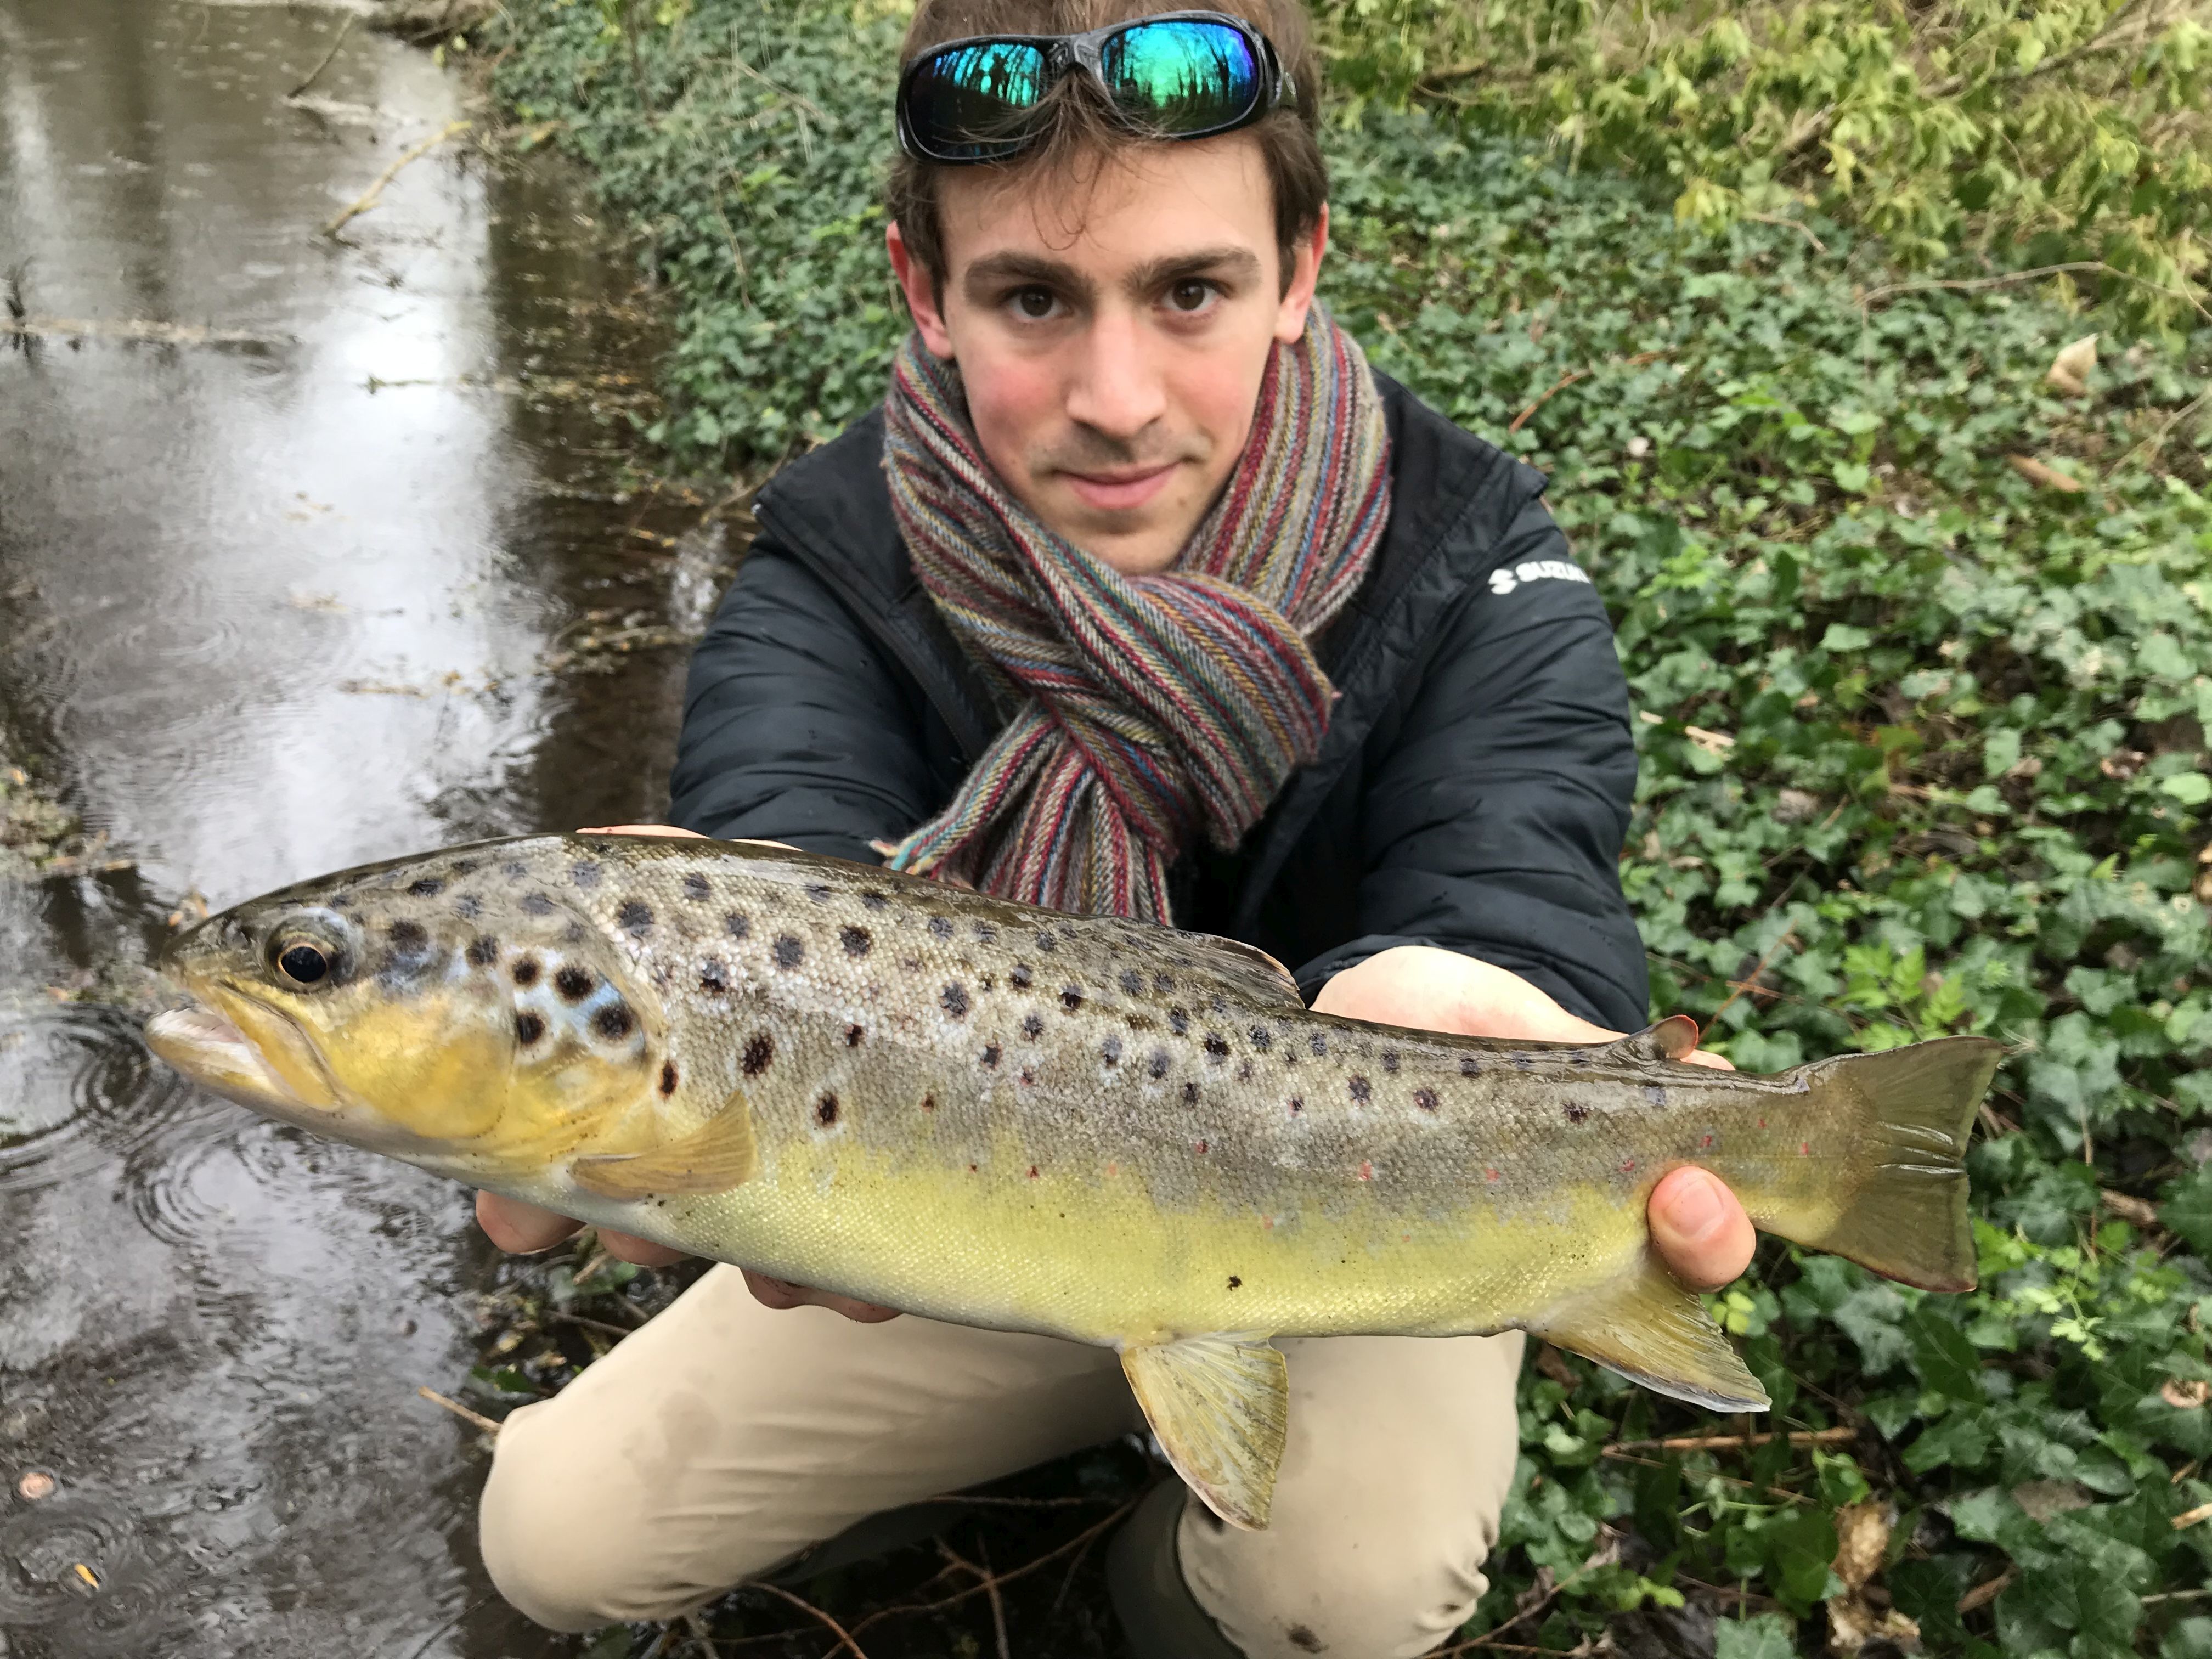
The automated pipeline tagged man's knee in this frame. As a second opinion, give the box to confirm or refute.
[478,1395,787,1632]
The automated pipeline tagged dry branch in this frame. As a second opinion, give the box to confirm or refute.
[324,119,470,236]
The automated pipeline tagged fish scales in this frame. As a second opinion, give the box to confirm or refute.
[146,832,2004,1530]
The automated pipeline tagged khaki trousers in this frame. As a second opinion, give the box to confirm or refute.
[479,1265,1523,1659]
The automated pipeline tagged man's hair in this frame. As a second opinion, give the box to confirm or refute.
[886,0,1328,292]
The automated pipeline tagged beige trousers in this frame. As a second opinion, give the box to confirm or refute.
[479,1265,1523,1659]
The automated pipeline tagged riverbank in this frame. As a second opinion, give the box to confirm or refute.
[469,3,2212,1652]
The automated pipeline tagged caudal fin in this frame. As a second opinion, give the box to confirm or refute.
[1764,1036,2005,1292]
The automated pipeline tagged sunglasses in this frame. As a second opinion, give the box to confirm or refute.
[895,11,1296,165]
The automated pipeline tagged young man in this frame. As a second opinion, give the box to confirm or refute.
[475,2,1756,1652]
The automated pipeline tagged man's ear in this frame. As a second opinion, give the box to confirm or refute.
[886,222,956,359]
[1272,202,1329,345]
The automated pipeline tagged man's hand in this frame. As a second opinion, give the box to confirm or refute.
[1311,946,1757,1291]
[471,825,899,1324]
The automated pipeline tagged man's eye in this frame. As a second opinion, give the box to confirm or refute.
[1167,279,1217,313]
[1012,287,1056,320]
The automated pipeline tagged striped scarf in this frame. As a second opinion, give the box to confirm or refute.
[877,306,1391,923]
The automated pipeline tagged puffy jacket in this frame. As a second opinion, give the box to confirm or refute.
[669,374,1649,1031]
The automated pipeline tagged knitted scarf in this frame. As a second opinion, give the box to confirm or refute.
[877,306,1391,923]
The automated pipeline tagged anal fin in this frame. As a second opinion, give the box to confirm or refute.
[572,1089,758,1200]
[1121,1332,1288,1531]
[1532,1252,1769,1411]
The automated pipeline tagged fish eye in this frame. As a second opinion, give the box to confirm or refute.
[276,941,330,985]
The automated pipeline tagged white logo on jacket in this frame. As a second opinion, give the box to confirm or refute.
[1487,558,1592,596]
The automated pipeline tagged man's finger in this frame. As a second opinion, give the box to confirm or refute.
[1648,1166,1756,1290]
[742,1269,900,1323]
[476,1190,584,1255]
[599,1228,692,1268]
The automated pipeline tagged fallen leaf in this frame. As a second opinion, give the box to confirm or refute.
[2102,1189,2161,1228]
[1684,725,1736,754]
[2046,333,2097,396]
[2007,454,2085,492]
[2161,1378,2210,1409]
[1831,1500,1891,1591]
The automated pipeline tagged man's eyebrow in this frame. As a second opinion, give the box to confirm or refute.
[1126,246,1263,292]
[962,251,1094,304]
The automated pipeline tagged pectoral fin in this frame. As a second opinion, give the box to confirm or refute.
[572,1091,758,1200]
[1532,1252,1768,1411]
[1600,1015,1701,1065]
[1121,1332,1288,1531]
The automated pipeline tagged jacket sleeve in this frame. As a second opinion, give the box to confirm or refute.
[1294,499,1650,1031]
[666,538,940,865]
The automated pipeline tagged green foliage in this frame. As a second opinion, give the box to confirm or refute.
[479,0,2212,1647]
[1316,0,2212,330]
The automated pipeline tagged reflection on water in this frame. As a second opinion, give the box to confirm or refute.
[0,0,713,1651]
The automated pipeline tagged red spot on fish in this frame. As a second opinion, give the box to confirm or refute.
[1484,1167,1500,1183]
[1800,1141,1811,1156]
[1621,1158,1638,1174]
[1261,1215,1275,1231]
[1701,1133,1714,1149]
[1357,1161,1373,1181]
[1106,1161,1119,1177]
[968,1163,978,1172]
[1028,1165,1039,1179]
[922,1094,936,1111]
[1758,1116,1767,1130]
[1195,1139,1209,1154]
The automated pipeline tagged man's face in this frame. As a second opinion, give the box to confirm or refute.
[888,136,1325,576]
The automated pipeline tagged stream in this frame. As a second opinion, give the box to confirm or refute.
[0,2,722,1651]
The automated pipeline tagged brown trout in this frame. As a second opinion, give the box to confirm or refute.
[145,833,2002,1528]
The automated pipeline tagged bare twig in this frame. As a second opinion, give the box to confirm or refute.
[416,1385,502,1436]
[744,1582,870,1659]
[1607,1425,1855,1453]
[1,316,285,347]
[1957,1566,2015,1613]
[1508,368,1590,435]
[324,119,470,236]
[1860,260,2211,325]
[940,1539,1011,1659]
[286,15,355,101]
[1743,211,1829,254]
[1708,928,1799,1025]
[547,1310,636,1341]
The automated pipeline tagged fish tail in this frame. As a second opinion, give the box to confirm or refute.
[1756,1036,2005,1292]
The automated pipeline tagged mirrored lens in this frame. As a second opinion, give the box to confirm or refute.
[905,41,1050,159]
[1101,19,1260,134]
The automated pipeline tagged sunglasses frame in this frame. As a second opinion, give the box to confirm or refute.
[894,10,1296,165]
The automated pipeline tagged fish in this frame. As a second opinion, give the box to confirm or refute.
[144,833,2004,1530]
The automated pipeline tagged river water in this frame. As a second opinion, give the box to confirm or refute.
[0,3,718,1652]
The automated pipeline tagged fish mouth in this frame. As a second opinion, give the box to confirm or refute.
[144,987,336,1118]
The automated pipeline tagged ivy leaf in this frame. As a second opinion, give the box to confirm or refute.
[1908,1307,1984,1402]
[2163,1167,2212,1256]
[1713,1612,1800,1659]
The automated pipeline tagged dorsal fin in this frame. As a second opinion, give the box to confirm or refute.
[1599,1016,1702,1065]
[1158,929,1303,1009]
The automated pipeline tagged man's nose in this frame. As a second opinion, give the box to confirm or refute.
[1062,307,1167,441]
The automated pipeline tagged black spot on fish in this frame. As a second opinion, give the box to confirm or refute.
[503,861,529,879]
[1022,1013,1045,1040]
[1209,996,1227,1017]
[571,862,602,889]
[516,1012,545,1046]
[1153,972,1175,994]
[1060,986,1084,1012]
[617,899,653,936]
[466,936,498,968]
[816,1093,839,1127]
[409,877,444,898]
[1183,1081,1200,1105]
[1102,1036,1122,1066]
[1286,1626,1322,1654]
[974,921,997,943]
[1460,1055,1482,1077]
[861,891,889,912]
[1035,928,1058,952]
[699,960,729,994]
[941,982,969,1018]
[806,883,833,904]
[1564,1102,1590,1124]
[683,872,711,902]
[512,956,540,986]
[1414,1088,1440,1113]
[1348,1076,1371,1104]
[454,894,482,920]
[726,912,751,941]
[1149,1050,1171,1080]
[922,1094,936,1111]
[1512,1053,1534,1071]
[388,919,428,952]
[1227,1276,1242,1289]
[1237,1060,1253,1082]
[659,1060,678,1096]
[1169,1006,1190,1036]
[522,893,554,917]
[1381,1049,1400,1074]
[1249,1026,1272,1051]
[555,966,592,1001]
[1570,1051,1592,1068]
[772,934,804,969]
[594,1003,635,1042]
[1120,969,1143,996]
[979,973,995,992]
[847,1023,865,1047]
[1643,1085,1668,1108]
[1011,963,1034,990]
[840,924,873,957]
[1288,1096,1304,1115]
[982,1044,1001,1068]
[928,916,953,940]
[449,859,480,876]
[742,1034,774,1076]
[1203,1033,1229,1062]
[1309,1032,1328,1057]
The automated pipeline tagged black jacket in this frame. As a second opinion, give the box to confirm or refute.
[669,375,1649,1031]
